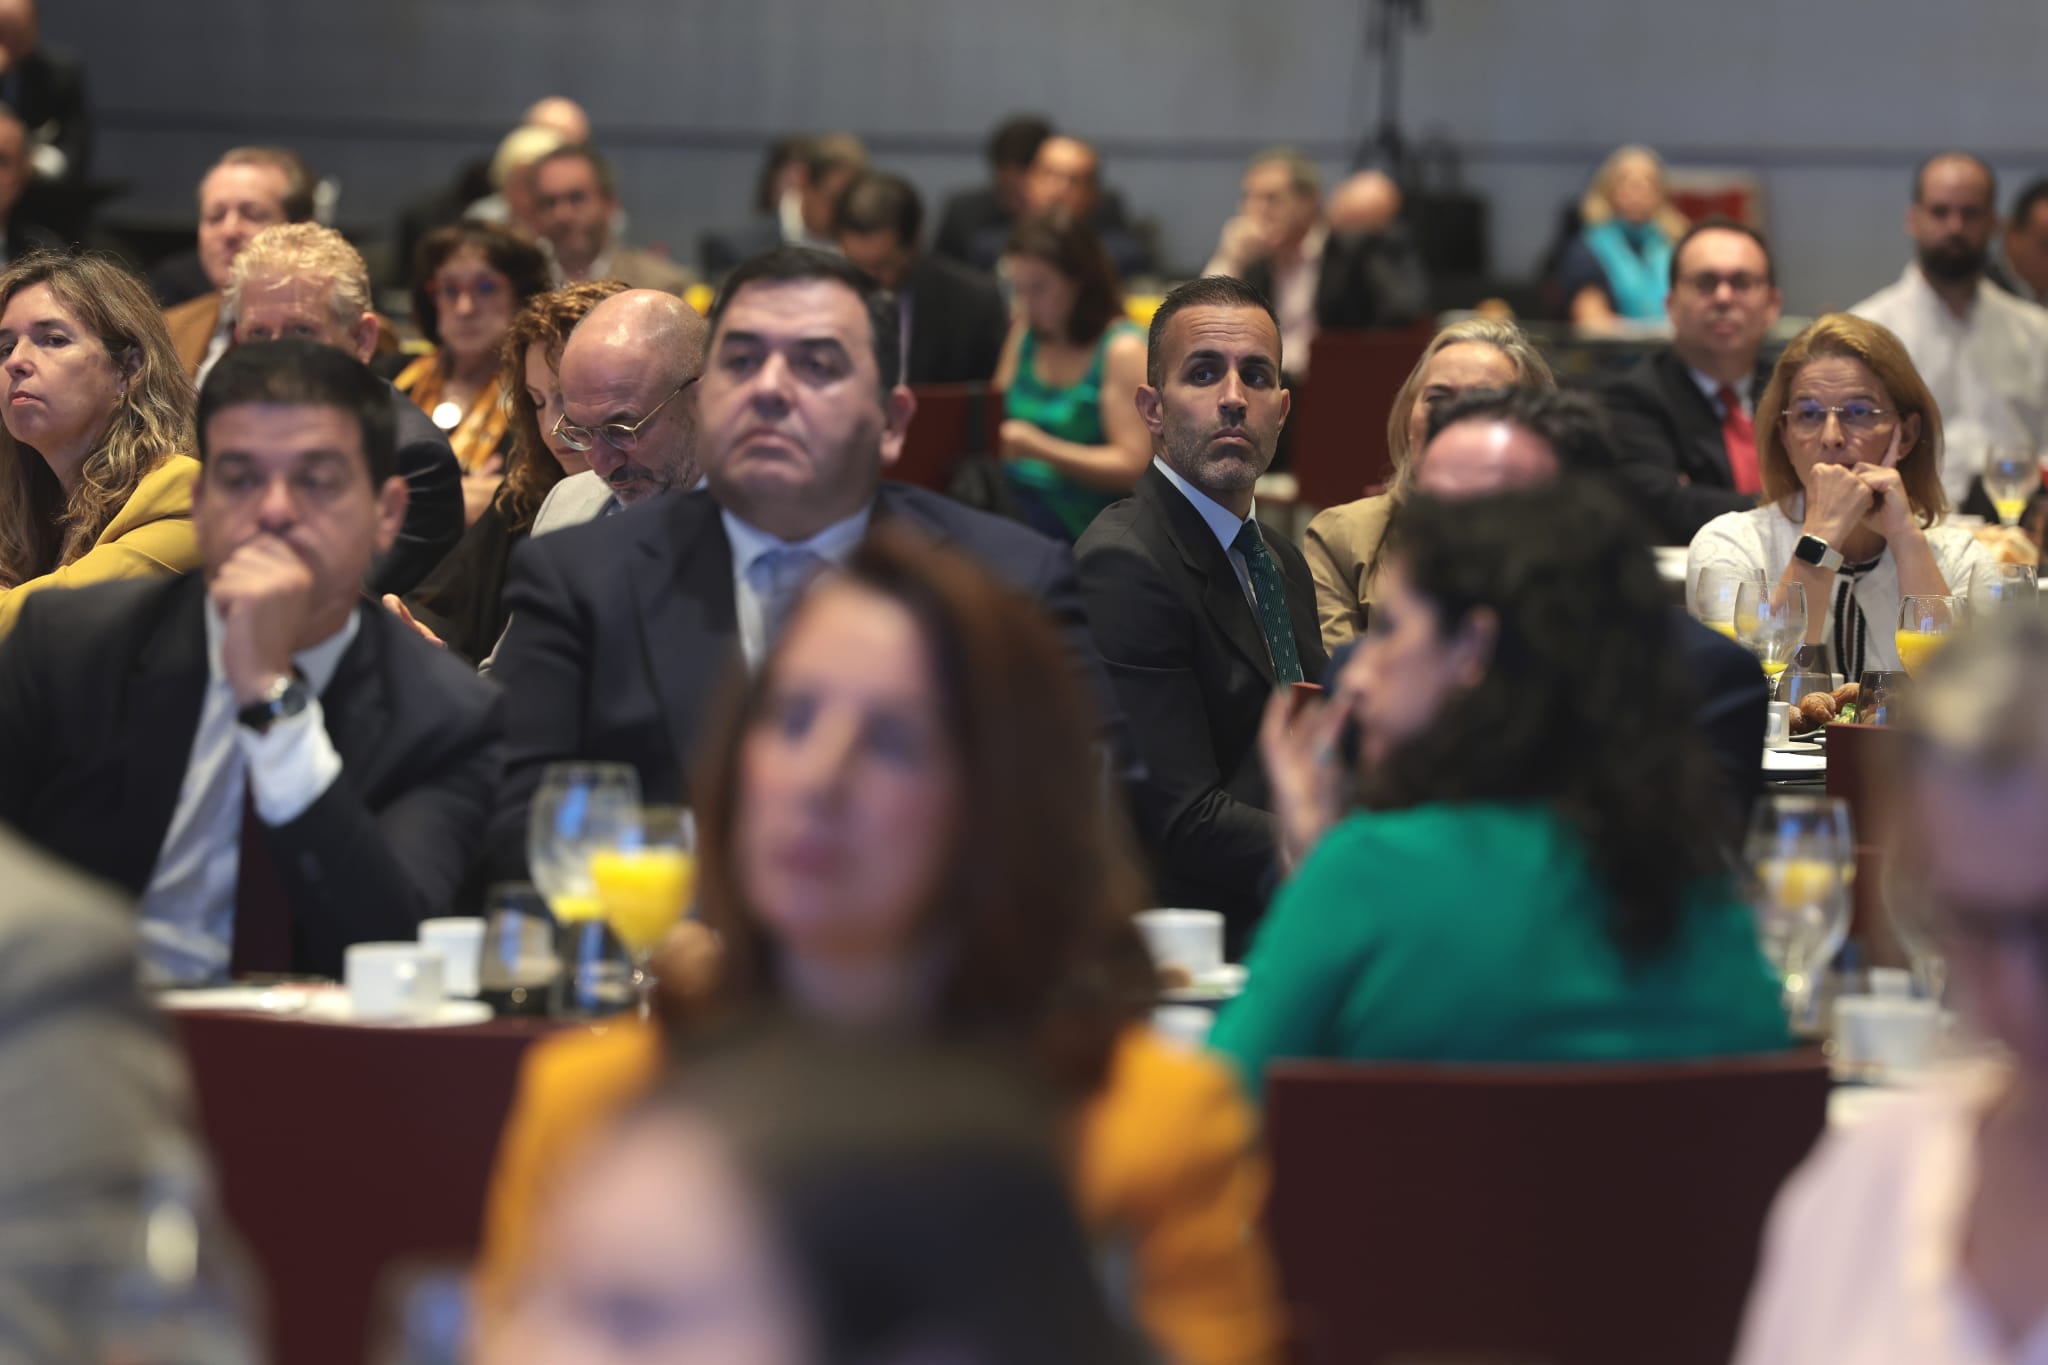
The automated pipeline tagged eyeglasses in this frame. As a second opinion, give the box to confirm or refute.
[1679,271,1769,297]
[432,276,505,307]
[552,378,698,453]
[1782,401,1896,437]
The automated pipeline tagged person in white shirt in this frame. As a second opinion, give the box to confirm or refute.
[1851,152,2048,512]
[1734,611,2048,1365]
[1689,312,1993,678]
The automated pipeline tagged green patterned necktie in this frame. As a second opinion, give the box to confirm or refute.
[1231,521,1304,684]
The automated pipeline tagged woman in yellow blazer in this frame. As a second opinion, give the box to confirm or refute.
[478,531,1286,1365]
[0,252,199,636]
[1304,317,1553,648]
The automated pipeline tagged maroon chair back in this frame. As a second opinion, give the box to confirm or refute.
[889,382,998,493]
[1825,721,1910,963]
[1264,1052,1830,1365]
[1288,325,1434,509]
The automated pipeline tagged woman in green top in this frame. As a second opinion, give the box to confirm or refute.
[1212,480,1787,1097]
[994,214,1150,541]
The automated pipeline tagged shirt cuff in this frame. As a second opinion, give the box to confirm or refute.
[235,698,343,826]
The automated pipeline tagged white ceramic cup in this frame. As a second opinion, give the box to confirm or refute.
[1135,909,1225,979]
[345,943,445,1021]
[1866,966,1915,1000]
[417,918,485,998]
[1151,1005,1216,1051]
[1834,996,1940,1079]
[1763,703,1792,747]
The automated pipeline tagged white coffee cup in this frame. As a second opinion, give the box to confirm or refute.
[1866,966,1915,1000]
[418,918,485,998]
[1763,703,1793,747]
[1834,995,1940,1080]
[1135,909,1224,980]
[345,943,445,1022]
[1151,1005,1215,1051]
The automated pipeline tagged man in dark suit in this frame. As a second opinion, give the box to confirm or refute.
[1075,275,1328,948]
[1603,217,1783,544]
[932,114,1050,270]
[0,0,87,241]
[486,246,1134,880]
[0,104,54,265]
[0,341,504,983]
[226,221,463,595]
[1414,385,1768,825]
[834,170,1007,386]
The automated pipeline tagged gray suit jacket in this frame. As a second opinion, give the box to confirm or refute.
[0,828,194,1361]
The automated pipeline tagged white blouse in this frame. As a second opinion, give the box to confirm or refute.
[1734,1066,2048,1365]
[1687,504,1994,672]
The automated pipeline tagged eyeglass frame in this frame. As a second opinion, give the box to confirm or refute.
[1779,402,1898,437]
[1676,270,1771,297]
[552,376,698,453]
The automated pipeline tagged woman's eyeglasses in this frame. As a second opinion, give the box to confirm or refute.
[1782,401,1895,437]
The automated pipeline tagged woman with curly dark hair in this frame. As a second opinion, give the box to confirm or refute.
[478,529,1288,1365]
[1214,481,1787,1094]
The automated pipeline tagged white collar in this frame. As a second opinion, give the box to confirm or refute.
[1898,260,1992,321]
[1153,456,1257,554]
[202,595,361,693]
[1686,363,1750,412]
[720,503,875,578]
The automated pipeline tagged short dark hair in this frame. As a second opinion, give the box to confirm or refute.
[1144,274,1280,388]
[2012,176,2048,232]
[532,142,618,200]
[1004,213,1124,350]
[832,171,923,248]
[1913,151,1998,208]
[409,221,553,350]
[197,339,397,485]
[1668,215,1776,288]
[1425,385,1621,476]
[211,146,317,223]
[708,246,901,392]
[988,115,1054,171]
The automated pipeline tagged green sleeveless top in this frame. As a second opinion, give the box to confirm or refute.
[1004,320,1141,539]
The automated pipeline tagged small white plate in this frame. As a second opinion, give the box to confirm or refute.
[1160,963,1248,1003]
[1762,747,1827,774]
[160,986,493,1029]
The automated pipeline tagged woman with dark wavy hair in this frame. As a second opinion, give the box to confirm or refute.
[1214,482,1787,1093]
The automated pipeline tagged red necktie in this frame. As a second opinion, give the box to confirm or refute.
[1718,384,1761,495]
[229,782,295,977]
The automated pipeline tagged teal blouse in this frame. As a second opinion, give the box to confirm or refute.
[1004,320,1141,539]
[1210,802,1789,1099]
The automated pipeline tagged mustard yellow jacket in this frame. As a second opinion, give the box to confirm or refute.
[0,455,202,639]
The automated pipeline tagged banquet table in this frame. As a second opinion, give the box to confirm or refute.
[168,1009,581,1365]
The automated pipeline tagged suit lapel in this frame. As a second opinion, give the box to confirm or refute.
[1662,349,1736,486]
[632,494,740,776]
[1144,466,1275,684]
[107,579,212,891]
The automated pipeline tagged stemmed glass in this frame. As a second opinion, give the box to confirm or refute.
[1982,445,2038,528]
[1967,562,2038,620]
[1733,580,1807,687]
[1879,840,1947,1006]
[527,763,642,925]
[1692,565,1765,641]
[590,804,698,1015]
[1745,794,1856,1032]
[1895,595,1960,676]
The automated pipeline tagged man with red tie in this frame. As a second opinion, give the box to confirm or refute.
[1603,217,1784,544]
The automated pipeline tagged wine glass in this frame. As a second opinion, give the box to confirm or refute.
[590,804,698,1015]
[1878,840,1946,1006]
[1967,561,2038,619]
[527,763,641,925]
[477,883,561,1017]
[1692,565,1765,640]
[1733,580,1806,686]
[1853,669,1911,727]
[1745,793,1856,1032]
[1982,445,2038,527]
[1895,595,1960,676]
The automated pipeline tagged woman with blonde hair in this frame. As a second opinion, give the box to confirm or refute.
[1303,316,1555,646]
[1687,312,1993,676]
[0,250,198,636]
[1559,145,1693,329]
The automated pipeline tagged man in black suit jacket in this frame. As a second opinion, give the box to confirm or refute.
[226,221,464,594]
[834,170,1007,386]
[1603,218,1783,544]
[486,246,1135,880]
[0,342,503,982]
[1076,276,1327,948]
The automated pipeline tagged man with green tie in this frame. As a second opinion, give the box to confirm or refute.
[1075,275,1326,952]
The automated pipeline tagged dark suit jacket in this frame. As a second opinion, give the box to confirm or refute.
[1673,609,1769,829]
[1243,227,1429,336]
[1604,348,1765,544]
[1074,464,1328,946]
[905,253,1007,385]
[374,381,466,598]
[0,575,505,978]
[485,482,1137,880]
[931,186,1151,277]
[2,48,88,181]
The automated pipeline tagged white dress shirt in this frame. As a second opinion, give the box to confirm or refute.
[193,319,234,392]
[1733,1064,2048,1365]
[1151,457,1261,608]
[1688,364,1753,421]
[135,603,359,985]
[721,505,874,670]
[1851,265,2048,507]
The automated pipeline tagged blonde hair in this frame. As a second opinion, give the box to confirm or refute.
[1580,144,1690,241]
[1386,317,1556,476]
[1756,313,1948,527]
[224,222,372,334]
[490,125,566,191]
[0,252,195,586]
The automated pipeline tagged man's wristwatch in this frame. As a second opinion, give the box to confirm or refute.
[1791,533,1845,573]
[236,673,310,735]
